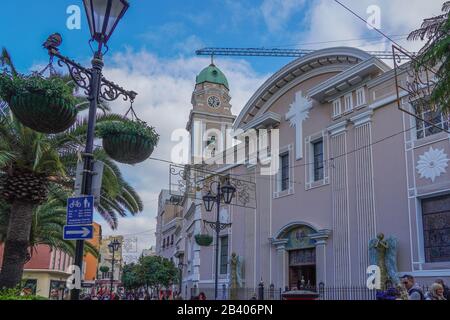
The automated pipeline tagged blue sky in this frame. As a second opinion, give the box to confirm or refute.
[1,0,313,74]
[1,0,446,257]
[2,0,444,77]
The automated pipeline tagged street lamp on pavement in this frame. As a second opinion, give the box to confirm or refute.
[178,258,184,297]
[202,179,236,300]
[108,238,121,295]
[43,0,136,301]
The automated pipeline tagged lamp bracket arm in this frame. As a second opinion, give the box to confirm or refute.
[204,220,232,231]
[99,77,137,103]
[48,48,93,96]
[47,48,138,104]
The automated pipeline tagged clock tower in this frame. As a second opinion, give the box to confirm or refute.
[187,63,236,164]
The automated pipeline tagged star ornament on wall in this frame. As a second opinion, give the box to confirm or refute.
[416,147,449,182]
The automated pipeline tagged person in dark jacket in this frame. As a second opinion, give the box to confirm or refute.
[401,275,424,300]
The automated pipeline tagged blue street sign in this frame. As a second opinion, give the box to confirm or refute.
[63,225,94,240]
[67,196,94,226]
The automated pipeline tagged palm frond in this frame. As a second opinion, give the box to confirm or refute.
[1,48,17,76]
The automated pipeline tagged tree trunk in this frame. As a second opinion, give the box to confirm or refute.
[0,201,35,289]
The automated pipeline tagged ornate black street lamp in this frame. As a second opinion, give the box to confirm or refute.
[108,238,121,295]
[221,180,236,205]
[43,0,136,301]
[202,191,216,212]
[202,179,236,300]
[83,0,130,46]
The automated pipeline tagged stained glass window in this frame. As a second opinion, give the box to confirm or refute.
[422,195,450,263]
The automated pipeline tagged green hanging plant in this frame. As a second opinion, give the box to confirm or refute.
[99,266,110,274]
[97,119,159,165]
[195,234,213,247]
[0,73,78,134]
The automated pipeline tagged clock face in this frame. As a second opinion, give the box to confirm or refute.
[208,96,221,108]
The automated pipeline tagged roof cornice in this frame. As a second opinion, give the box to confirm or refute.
[308,57,391,102]
[234,47,374,128]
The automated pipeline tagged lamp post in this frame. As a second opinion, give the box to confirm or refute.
[178,258,183,297]
[108,238,121,295]
[202,179,236,300]
[43,0,136,301]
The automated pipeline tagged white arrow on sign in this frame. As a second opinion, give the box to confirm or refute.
[66,227,91,237]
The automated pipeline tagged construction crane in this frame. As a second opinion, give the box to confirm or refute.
[196,47,413,60]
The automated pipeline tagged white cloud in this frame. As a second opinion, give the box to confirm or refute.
[174,35,206,55]
[260,0,306,33]
[96,48,268,254]
[298,0,445,53]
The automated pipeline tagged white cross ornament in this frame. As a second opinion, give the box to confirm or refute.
[285,91,313,160]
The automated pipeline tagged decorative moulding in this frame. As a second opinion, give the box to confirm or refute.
[350,110,373,127]
[327,120,348,136]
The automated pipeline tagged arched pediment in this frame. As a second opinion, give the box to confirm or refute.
[274,222,320,251]
[234,47,374,129]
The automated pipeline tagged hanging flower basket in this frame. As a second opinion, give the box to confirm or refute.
[0,74,78,134]
[97,120,159,165]
[195,234,213,247]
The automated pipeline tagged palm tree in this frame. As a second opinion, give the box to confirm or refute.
[408,1,450,112]
[0,49,144,288]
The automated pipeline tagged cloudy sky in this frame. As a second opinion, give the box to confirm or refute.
[1,0,446,257]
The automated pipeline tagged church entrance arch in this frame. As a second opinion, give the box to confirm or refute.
[279,225,317,290]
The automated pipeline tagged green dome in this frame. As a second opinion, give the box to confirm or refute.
[196,64,229,89]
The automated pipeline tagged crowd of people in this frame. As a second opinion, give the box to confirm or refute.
[401,275,448,300]
[79,288,157,300]
[379,275,449,300]
[76,276,449,301]
[78,288,186,300]
[190,292,207,300]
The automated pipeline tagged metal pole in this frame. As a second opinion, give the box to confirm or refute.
[214,183,221,300]
[111,247,115,295]
[71,50,104,301]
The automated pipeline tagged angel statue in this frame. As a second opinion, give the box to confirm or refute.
[369,233,400,290]
[230,253,244,300]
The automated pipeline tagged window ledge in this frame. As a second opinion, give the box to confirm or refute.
[343,109,353,116]
[332,114,342,121]
[413,131,449,149]
[306,178,330,191]
[273,188,294,199]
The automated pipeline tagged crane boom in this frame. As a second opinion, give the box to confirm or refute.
[196,47,412,60]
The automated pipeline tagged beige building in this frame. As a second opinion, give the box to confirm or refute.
[0,244,73,299]
[97,235,124,291]
[155,190,183,263]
